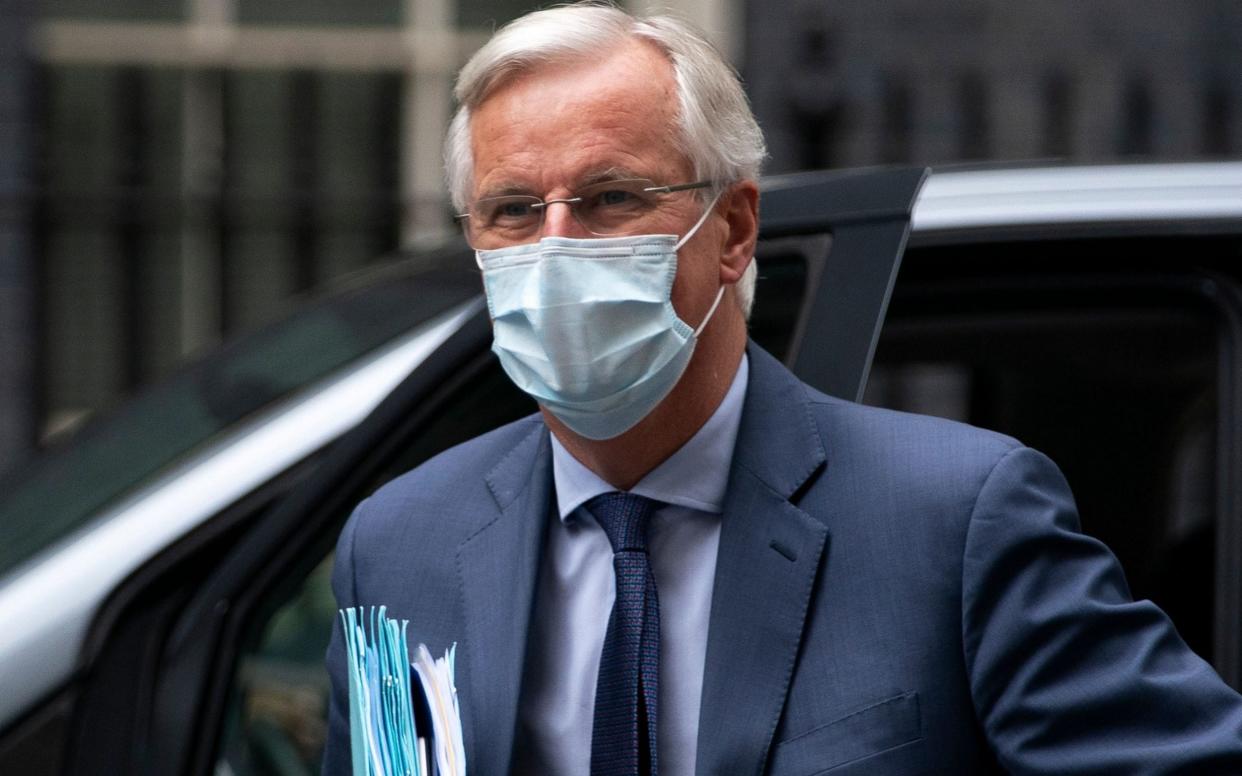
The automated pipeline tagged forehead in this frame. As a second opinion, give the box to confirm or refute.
[468,39,692,196]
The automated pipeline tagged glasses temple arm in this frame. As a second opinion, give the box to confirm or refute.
[643,180,718,194]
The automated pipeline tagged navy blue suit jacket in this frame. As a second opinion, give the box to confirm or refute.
[324,343,1242,774]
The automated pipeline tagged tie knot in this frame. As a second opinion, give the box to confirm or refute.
[586,492,658,553]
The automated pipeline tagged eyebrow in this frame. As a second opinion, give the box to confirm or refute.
[477,183,537,199]
[578,167,645,186]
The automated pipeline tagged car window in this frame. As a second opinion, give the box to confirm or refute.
[869,307,1217,655]
[218,554,337,776]
[867,242,1235,662]
[0,255,477,579]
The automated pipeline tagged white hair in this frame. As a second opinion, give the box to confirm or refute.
[445,2,765,318]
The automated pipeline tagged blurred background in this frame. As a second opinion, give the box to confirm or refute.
[0,0,1240,473]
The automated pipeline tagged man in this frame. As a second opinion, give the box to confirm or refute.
[324,5,1242,775]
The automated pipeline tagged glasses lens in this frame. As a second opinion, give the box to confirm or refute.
[574,179,662,235]
[467,195,543,247]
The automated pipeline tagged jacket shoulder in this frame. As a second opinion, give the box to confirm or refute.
[797,387,1028,530]
[806,386,1020,468]
[348,412,544,542]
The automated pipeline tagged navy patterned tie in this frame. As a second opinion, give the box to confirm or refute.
[588,492,660,776]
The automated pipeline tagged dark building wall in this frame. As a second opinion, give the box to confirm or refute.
[0,0,36,469]
[745,0,1242,173]
[4,1,547,452]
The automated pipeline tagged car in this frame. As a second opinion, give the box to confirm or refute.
[1,161,1241,776]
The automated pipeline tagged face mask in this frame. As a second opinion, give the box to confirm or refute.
[476,202,724,440]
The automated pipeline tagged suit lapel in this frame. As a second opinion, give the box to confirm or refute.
[695,344,830,776]
[455,421,552,776]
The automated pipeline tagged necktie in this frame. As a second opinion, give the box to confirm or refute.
[588,492,661,776]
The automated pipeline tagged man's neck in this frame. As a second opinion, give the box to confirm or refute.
[544,308,748,491]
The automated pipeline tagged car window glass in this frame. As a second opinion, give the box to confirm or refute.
[747,244,811,358]
[867,268,1222,659]
[217,554,336,776]
[0,257,478,579]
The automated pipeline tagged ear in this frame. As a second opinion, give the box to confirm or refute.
[717,180,760,285]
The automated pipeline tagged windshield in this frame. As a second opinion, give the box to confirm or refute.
[0,251,478,579]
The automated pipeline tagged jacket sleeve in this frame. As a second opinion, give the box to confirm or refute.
[962,446,1242,775]
[320,498,367,776]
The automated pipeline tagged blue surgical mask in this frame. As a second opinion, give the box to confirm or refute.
[476,203,724,440]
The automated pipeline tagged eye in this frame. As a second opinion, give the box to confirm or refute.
[498,201,534,218]
[477,196,541,227]
[595,188,635,207]
[582,182,654,212]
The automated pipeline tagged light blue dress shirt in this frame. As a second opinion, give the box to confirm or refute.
[514,354,749,776]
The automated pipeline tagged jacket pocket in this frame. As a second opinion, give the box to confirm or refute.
[768,691,923,776]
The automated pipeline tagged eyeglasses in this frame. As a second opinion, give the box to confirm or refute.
[457,178,717,249]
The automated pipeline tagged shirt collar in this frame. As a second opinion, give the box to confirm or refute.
[551,352,749,521]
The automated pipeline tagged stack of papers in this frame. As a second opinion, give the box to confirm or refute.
[340,606,466,776]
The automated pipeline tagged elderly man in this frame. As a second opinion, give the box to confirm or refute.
[324,5,1242,775]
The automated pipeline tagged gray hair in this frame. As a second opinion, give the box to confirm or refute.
[445,3,764,318]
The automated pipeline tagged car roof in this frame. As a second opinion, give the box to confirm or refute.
[912,161,1242,233]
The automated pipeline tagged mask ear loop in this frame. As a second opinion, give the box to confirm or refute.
[693,285,727,338]
[674,189,724,251]
[677,188,727,337]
